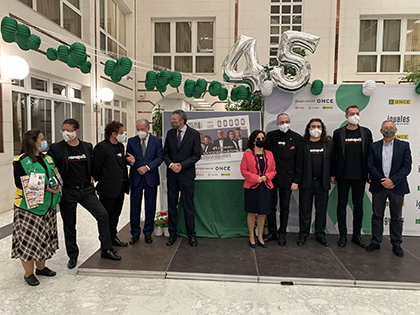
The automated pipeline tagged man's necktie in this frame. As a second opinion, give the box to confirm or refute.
[177,130,182,145]
[141,139,146,157]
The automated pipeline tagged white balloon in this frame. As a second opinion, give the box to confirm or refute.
[362,80,376,96]
[261,80,274,96]
[99,87,114,102]
[1,55,29,80]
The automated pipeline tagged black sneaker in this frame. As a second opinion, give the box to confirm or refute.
[366,243,380,252]
[24,274,40,286]
[35,267,56,277]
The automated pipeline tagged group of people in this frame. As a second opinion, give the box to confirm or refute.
[240,106,412,259]
[11,106,412,287]
[200,128,249,154]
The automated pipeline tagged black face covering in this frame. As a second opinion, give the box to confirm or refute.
[255,140,265,148]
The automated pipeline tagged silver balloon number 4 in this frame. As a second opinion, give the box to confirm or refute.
[222,31,320,95]
[271,31,320,93]
[221,35,265,95]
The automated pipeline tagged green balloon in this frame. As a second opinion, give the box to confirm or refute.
[46,48,58,61]
[208,81,221,96]
[27,34,41,50]
[16,24,30,43]
[218,87,228,101]
[80,61,92,74]
[311,79,324,95]
[104,60,116,76]
[57,45,69,62]
[416,82,420,95]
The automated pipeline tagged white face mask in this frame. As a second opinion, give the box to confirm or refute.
[116,133,127,143]
[62,130,77,142]
[278,123,290,133]
[309,128,322,138]
[347,114,360,125]
[138,130,147,139]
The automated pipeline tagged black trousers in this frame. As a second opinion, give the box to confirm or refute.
[167,178,196,238]
[267,185,292,235]
[99,192,125,240]
[299,179,329,239]
[336,179,365,238]
[371,189,404,246]
[60,185,112,259]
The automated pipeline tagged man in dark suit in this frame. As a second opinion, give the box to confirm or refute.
[331,105,373,248]
[213,129,230,153]
[163,109,201,247]
[235,128,248,152]
[48,118,121,269]
[264,113,303,246]
[92,121,129,247]
[126,119,163,245]
[366,120,412,257]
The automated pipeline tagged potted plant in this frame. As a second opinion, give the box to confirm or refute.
[154,211,169,236]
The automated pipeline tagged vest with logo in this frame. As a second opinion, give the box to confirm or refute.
[14,154,61,215]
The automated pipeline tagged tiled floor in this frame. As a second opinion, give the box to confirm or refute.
[1,200,420,315]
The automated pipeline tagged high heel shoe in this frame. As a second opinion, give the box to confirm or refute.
[257,239,267,248]
[249,240,256,248]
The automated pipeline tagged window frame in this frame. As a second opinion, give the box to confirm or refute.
[101,98,128,131]
[99,0,128,59]
[152,19,215,74]
[358,16,420,74]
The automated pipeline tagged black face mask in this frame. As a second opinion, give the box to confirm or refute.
[255,140,265,148]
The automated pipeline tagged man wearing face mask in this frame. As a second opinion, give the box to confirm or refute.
[92,121,129,247]
[264,113,303,246]
[48,118,121,269]
[126,119,163,245]
[331,105,373,249]
[164,109,201,247]
[366,120,412,257]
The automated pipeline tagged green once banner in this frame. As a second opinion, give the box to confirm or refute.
[176,180,249,238]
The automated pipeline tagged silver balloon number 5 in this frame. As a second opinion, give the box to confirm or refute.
[271,31,320,93]
[221,35,265,95]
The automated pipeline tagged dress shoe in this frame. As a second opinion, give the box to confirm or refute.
[351,236,367,248]
[337,236,347,247]
[317,237,330,247]
[145,235,153,244]
[24,274,39,286]
[392,245,404,257]
[278,234,286,246]
[113,237,128,247]
[35,267,56,277]
[366,243,380,252]
[297,237,306,246]
[249,240,256,248]
[129,235,140,245]
[263,232,277,242]
[166,235,177,246]
[189,236,198,247]
[257,238,267,248]
[101,249,122,260]
[67,257,77,269]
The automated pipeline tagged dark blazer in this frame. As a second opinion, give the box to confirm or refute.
[202,143,214,154]
[236,137,248,151]
[163,125,201,180]
[48,140,93,182]
[213,138,231,150]
[331,125,373,181]
[266,129,303,188]
[299,139,334,191]
[92,139,129,198]
[126,134,163,188]
[367,139,412,195]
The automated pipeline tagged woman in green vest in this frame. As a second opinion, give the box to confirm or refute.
[12,129,62,286]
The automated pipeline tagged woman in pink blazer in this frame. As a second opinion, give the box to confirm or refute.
[240,130,277,248]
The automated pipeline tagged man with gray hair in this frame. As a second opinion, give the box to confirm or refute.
[126,119,163,245]
[164,109,201,247]
[264,113,303,246]
[366,119,412,257]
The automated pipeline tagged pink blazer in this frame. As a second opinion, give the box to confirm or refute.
[240,149,277,189]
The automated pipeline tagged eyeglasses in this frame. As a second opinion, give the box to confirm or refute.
[256,137,266,141]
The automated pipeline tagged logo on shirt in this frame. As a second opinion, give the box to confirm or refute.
[310,148,324,154]
[389,99,411,105]
[278,141,286,147]
[387,115,410,125]
[68,154,87,162]
[345,137,362,144]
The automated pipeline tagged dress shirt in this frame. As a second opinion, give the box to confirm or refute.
[382,138,394,178]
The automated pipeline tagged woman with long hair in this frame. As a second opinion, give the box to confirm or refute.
[240,130,276,248]
[297,118,333,247]
[12,129,62,286]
